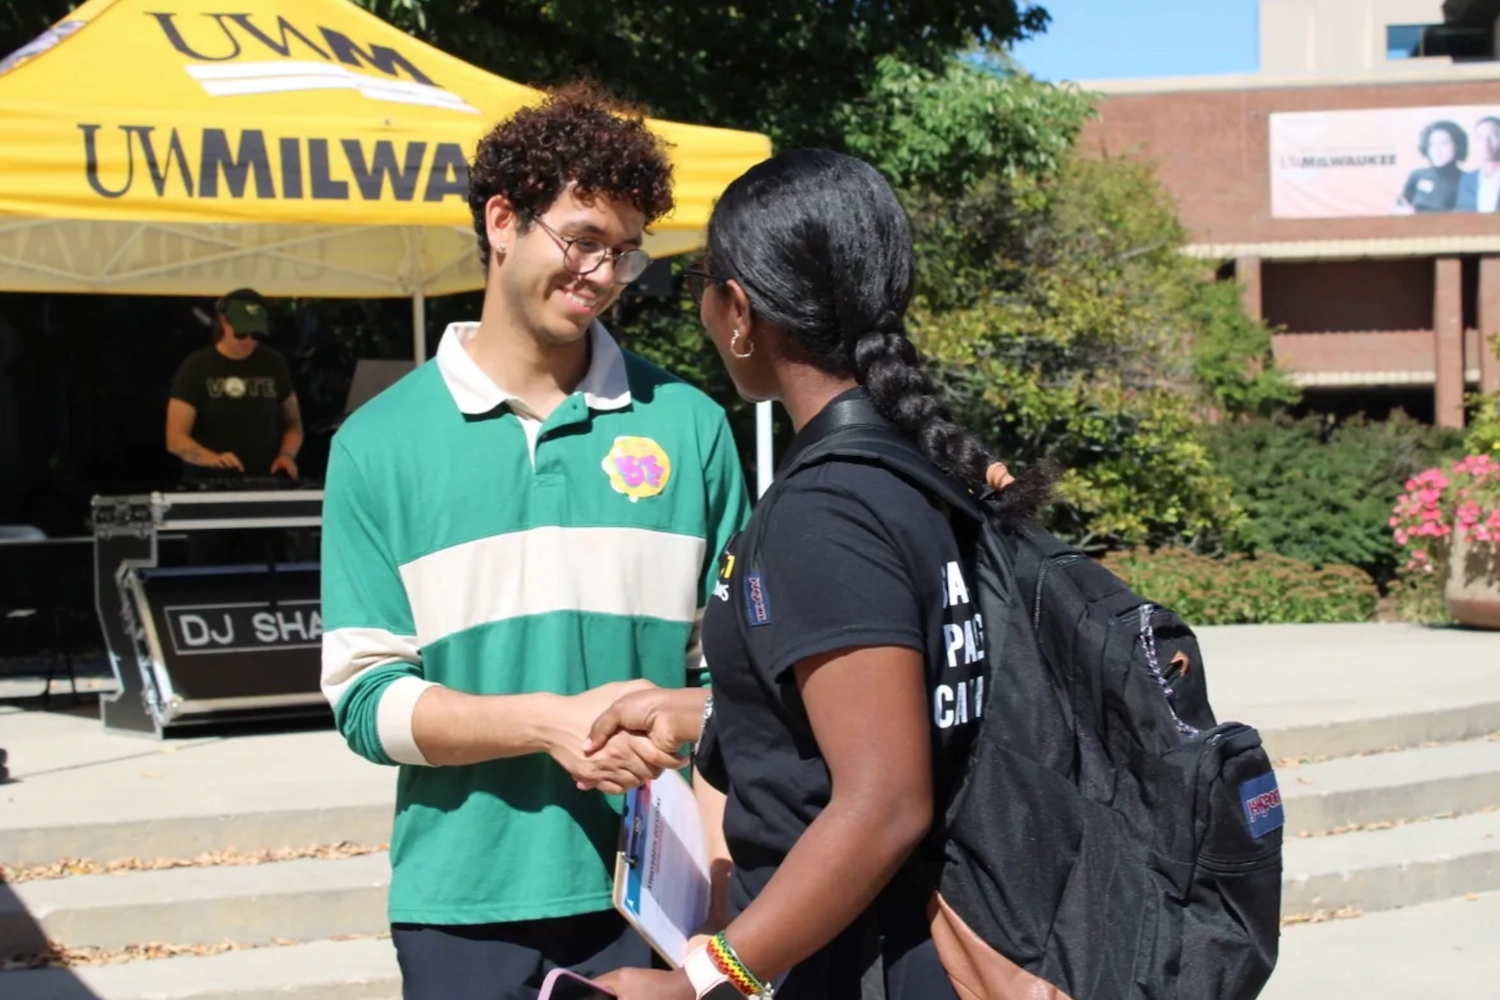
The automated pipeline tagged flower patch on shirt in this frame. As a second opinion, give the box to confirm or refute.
[603,436,672,502]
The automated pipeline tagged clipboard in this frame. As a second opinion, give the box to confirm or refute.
[611,769,711,967]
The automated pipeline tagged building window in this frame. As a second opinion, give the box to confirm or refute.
[1387,23,1494,62]
[1387,24,1425,59]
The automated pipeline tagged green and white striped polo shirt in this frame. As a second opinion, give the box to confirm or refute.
[320,321,749,925]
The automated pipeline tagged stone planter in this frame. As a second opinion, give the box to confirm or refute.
[1446,533,1500,629]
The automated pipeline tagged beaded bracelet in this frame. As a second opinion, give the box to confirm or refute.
[707,931,772,998]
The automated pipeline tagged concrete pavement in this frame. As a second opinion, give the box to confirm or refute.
[1,621,1498,1000]
[0,706,394,865]
[1198,623,1500,760]
[1263,891,1500,999]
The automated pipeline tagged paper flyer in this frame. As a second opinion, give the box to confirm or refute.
[611,769,711,967]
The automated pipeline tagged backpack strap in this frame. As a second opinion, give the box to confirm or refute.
[734,395,989,674]
[777,396,987,523]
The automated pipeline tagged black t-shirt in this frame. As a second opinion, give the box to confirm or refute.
[169,344,294,478]
[697,407,984,995]
[1401,164,1461,212]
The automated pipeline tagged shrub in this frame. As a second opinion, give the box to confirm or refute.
[912,151,1271,549]
[1100,547,1378,625]
[1466,334,1500,457]
[1203,413,1464,588]
[1388,566,1451,624]
[1467,391,1500,458]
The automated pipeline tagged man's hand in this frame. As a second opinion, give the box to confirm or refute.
[584,686,707,760]
[986,461,1015,490]
[271,453,299,479]
[539,680,682,793]
[562,731,683,794]
[208,451,244,471]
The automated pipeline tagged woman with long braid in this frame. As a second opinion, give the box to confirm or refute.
[589,149,1026,1000]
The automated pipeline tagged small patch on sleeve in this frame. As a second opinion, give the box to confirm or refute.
[1240,772,1284,839]
[744,572,772,627]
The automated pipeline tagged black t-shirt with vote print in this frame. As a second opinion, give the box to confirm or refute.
[169,344,294,479]
[698,427,984,998]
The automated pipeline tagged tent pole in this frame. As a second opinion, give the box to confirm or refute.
[412,291,427,364]
[755,400,774,498]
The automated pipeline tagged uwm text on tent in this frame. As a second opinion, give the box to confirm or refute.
[79,126,471,203]
[79,10,479,203]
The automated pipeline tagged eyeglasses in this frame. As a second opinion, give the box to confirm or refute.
[529,216,652,285]
[683,263,721,306]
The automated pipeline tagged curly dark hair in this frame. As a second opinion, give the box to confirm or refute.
[467,84,675,265]
[1419,120,1468,164]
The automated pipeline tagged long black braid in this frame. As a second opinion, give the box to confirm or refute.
[850,309,993,488]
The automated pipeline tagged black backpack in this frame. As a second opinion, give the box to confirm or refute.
[734,396,1282,1000]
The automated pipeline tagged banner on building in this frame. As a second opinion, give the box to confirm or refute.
[1270,105,1500,218]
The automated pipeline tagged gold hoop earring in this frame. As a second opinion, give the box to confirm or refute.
[730,327,755,360]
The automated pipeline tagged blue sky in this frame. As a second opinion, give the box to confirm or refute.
[1007,0,1261,82]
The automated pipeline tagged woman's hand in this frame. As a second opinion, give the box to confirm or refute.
[584,686,708,761]
[593,967,694,1000]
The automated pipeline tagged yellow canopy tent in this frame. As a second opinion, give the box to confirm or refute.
[0,0,770,360]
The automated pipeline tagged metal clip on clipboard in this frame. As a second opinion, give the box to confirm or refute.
[621,788,648,868]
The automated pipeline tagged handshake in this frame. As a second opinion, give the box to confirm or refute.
[546,680,710,795]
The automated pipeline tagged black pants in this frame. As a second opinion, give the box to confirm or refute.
[392,910,652,1000]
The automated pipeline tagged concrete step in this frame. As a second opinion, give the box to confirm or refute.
[1281,807,1500,916]
[1,855,389,957]
[0,805,394,874]
[9,807,1498,958]
[0,937,398,1000]
[1198,623,1500,761]
[1262,890,1500,1000]
[1280,736,1500,835]
[8,894,1499,1000]
[1260,702,1500,764]
[0,712,395,867]
[11,726,1499,869]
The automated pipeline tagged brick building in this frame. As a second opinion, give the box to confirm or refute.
[1082,0,1500,426]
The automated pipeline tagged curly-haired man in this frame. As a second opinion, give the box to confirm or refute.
[319,86,750,997]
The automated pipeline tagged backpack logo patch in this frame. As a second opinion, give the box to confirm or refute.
[1240,772,1284,839]
[744,573,771,627]
[603,437,672,502]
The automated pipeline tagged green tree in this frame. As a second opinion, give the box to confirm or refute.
[0,0,76,57]
[838,58,1288,547]
[358,0,1048,149]
[838,55,1090,196]
[5,2,1048,152]
[1466,335,1500,456]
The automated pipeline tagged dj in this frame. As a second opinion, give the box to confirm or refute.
[166,287,303,483]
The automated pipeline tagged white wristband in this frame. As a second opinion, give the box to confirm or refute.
[684,943,732,998]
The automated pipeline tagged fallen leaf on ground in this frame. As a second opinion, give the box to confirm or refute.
[1,842,388,884]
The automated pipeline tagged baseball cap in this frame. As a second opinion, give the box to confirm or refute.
[218,288,270,336]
